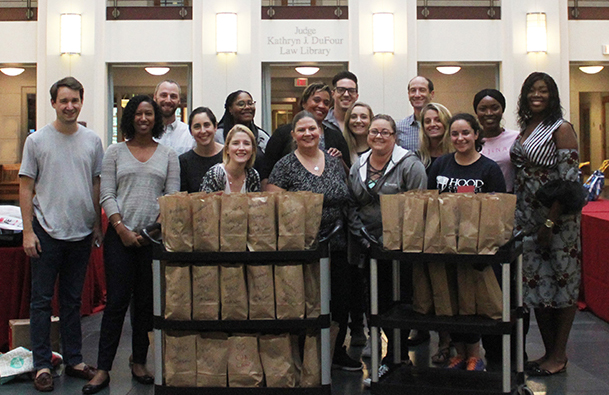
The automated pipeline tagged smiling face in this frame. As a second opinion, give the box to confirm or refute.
[292,116,320,150]
[302,90,331,123]
[367,118,396,155]
[153,81,180,119]
[229,92,256,124]
[476,95,504,132]
[52,87,82,125]
[527,79,550,115]
[450,119,478,155]
[333,78,359,113]
[348,105,371,137]
[422,109,445,141]
[408,76,434,112]
[226,130,254,165]
[133,101,155,136]
[190,112,217,148]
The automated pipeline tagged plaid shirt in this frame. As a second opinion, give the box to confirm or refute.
[396,114,420,151]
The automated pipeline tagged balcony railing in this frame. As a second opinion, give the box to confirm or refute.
[418,0,501,20]
[262,0,348,20]
[106,0,191,20]
[569,0,609,20]
[0,0,36,21]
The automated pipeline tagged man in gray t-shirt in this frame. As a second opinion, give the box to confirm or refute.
[19,77,103,392]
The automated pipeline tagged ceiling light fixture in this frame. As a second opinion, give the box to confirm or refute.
[295,67,319,76]
[145,67,170,76]
[0,67,25,76]
[579,66,604,74]
[436,66,461,75]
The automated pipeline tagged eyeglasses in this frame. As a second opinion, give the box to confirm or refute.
[368,129,395,138]
[335,87,358,96]
[235,101,256,109]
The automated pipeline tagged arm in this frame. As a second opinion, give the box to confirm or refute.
[179,155,189,192]
[265,184,285,193]
[19,176,41,258]
[403,159,428,191]
[165,149,181,195]
[201,165,223,193]
[91,176,102,248]
[259,125,291,182]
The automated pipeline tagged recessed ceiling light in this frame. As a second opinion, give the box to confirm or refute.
[295,67,320,76]
[579,66,604,74]
[436,66,461,75]
[0,67,25,76]
[145,67,170,76]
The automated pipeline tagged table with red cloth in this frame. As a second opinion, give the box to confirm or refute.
[581,198,609,323]
[0,219,107,352]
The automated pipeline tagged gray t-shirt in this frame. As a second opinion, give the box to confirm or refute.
[100,142,180,232]
[19,123,104,241]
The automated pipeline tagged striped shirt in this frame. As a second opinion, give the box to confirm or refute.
[518,118,563,167]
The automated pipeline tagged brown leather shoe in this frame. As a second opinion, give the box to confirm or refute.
[34,372,54,392]
[65,364,97,380]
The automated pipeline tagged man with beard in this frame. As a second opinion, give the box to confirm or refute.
[153,80,194,155]
[325,70,359,132]
[396,76,435,151]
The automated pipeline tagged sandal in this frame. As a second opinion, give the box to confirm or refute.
[432,346,451,364]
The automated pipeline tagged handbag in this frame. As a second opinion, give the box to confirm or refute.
[584,170,605,201]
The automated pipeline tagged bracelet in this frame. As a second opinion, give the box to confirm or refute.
[112,220,122,228]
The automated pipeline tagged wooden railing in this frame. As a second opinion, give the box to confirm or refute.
[417,0,501,20]
[569,0,609,20]
[0,0,36,21]
[106,0,191,20]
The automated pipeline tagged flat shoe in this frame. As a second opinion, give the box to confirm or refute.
[34,372,54,392]
[82,376,110,394]
[132,370,154,385]
[66,364,97,380]
[527,361,567,377]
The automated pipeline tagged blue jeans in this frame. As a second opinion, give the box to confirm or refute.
[30,218,92,370]
[96,226,153,371]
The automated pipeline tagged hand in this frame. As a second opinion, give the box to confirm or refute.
[136,234,150,246]
[92,225,103,248]
[327,148,342,158]
[359,236,371,250]
[537,225,552,249]
[23,230,41,258]
[118,228,141,248]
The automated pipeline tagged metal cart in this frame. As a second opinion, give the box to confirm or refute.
[367,233,533,395]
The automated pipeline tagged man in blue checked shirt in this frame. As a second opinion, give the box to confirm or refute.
[396,76,435,151]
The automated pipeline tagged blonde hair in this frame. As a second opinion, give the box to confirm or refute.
[419,102,454,168]
[343,102,374,165]
[223,124,257,168]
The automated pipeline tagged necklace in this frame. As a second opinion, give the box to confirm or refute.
[297,150,322,173]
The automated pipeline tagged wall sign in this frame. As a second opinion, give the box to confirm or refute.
[261,20,349,61]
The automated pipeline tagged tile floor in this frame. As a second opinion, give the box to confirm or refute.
[2,309,609,394]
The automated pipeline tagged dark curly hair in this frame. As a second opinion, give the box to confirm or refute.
[449,113,484,152]
[218,90,262,141]
[517,72,562,130]
[121,95,164,140]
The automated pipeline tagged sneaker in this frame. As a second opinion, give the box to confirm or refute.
[466,357,486,371]
[447,356,467,370]
[361,336,383,358]
[363,363,391,388]
[350,326,367,347]
[332,346,363,371]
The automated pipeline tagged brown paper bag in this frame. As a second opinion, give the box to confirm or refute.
[477,194,504,255]
[412,262,434,314]
[274,263,305,319]
[277,192,306,251]
[423,195,443,253]
[428,261,459,316]
[227,334,264,387]
[258,333,297,388]
[438,194,459,254]
[475,265,503,319]
[192,265,220,320]
[302,192,324,248]
[456,263,477,315]
[380,194,404,250]
[220,193,248,252]
[196,332,228,387]
[290,334,302,386]
[247,193,277,251]
[220,264,248,320]
[303,261,321,318]
[159,192,193,252]
[402,193,427,253]
[300,331,321,387]
[191,192,221,252]
[457,193,480,254]
[164,331,197,387]
[247,265,275,319]
[499,193,517,245]
[164,264,192,320]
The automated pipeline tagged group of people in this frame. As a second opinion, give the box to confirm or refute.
[19,69,582,393]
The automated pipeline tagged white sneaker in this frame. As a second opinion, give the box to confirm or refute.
[363,364,391,387]
[361,335,384,358]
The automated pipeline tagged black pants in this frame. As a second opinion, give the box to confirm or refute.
[96,226,153,371]
[377,259,409,362]
[330,250,350,351]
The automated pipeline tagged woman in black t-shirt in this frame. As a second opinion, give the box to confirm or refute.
[427,113,505,372]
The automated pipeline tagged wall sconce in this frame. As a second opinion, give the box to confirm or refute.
[145,67,170,76]
[60,13,82,55]
[579,66,604,74]
[527,12,547,53]
[436,66,461,75]
[216,13,237,54]
[0,67,25,76]
[373,13,394,54]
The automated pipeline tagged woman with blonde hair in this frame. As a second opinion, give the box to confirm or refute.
[417,102,454,169]
[200,124,260,193]
[343,102,374,165]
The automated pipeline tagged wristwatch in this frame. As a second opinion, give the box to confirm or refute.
[544,218,554,229]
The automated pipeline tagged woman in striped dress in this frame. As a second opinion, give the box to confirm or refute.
[510,72,581,377]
